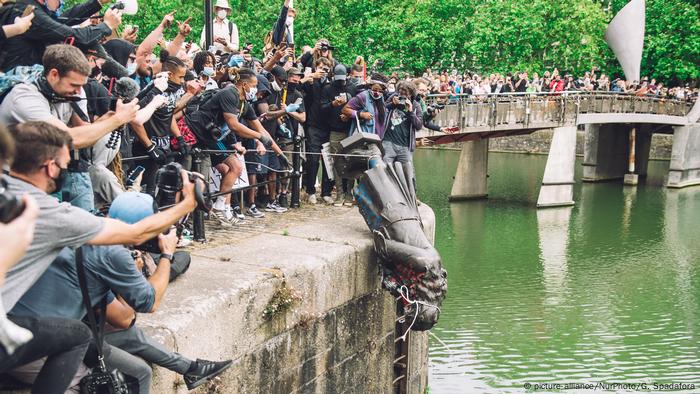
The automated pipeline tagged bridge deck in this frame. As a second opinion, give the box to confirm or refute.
[419,92,695,145]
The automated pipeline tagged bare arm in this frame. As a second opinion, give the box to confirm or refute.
[129,121,153,147]
[105,297,136,329]
[249,119,283,155]
[47,99,139,149]
[135,12,174,71]
[166,17,192,56]
[147,230,177,311]
[224,112,263,140]
[88,172,196,245]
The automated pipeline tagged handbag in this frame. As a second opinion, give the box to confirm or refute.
[75,247,131,394]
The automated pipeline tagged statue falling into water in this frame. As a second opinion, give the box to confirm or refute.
[325,133,447,331]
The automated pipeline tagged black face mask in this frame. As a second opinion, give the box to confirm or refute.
[333,80,346,88]
[167,81,183,92]
[287,82,298,92]
[51,165,68,193]
[90,66,101,79]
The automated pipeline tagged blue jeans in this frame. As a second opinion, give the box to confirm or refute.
[1,316,91,394]
[60,171,95,212]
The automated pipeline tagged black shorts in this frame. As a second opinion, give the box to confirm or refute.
[244,151,269,175]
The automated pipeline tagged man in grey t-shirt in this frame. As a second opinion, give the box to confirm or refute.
[0,122,197,392]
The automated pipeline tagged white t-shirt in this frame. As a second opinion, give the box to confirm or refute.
[199,19,239,53]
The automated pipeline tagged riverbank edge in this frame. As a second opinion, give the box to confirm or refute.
[137,204,434,393]
[423,129,673,161]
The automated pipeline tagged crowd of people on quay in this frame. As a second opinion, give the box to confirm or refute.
[0,0,697,391]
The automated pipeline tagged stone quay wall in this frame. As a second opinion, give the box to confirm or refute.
[139,204,435,393]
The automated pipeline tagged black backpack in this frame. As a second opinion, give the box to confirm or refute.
[184,88,219,115]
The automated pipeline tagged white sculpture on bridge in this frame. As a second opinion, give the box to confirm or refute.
[604,0,645,83]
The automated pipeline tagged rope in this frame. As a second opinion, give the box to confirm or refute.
[396,285,441,342]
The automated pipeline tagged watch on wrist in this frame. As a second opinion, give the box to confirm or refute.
[160,253,174,263]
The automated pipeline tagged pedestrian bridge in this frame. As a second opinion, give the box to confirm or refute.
[419,92,700,207]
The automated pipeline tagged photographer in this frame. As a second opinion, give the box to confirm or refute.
[0,0,121,71]
[0,44,139,211]
[2,119,196,338]
[382,80,423,178]
[11,192,230,392]
[0,124,91,394]
[0,3,33,44]
[415,79,448,133]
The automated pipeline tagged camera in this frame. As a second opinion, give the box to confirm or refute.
[426,103,445,116]
[136,163,212,253]
[0,178,25,224]
[395,96,408,110]
[154,162,211,211]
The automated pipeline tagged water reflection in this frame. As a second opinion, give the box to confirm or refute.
[536,208,572,306]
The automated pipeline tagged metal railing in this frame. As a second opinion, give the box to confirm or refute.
[423,91,695,133]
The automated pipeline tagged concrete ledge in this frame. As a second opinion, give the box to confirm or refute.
[448,194,488,201]
[137,204,435,393]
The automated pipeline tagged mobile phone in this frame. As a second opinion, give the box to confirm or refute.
[21,4,35,17]
[132,25,139,33]
[125,165,145,187]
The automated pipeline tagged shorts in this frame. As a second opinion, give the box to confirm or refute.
[244,151,269,175]
[266,151,281,172]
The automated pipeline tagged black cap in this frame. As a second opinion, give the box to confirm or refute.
[270,65,287,81]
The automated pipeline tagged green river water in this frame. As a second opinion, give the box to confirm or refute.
[414,149,700,393]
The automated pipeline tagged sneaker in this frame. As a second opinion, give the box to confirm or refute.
[184,359,233,390]
[211,207,239,227]
[232,205,246,221]
[270,201,288,213]
[333,192,346,207]
[322,195,334,205]
[307,194,317,205]
[266,201,287,213]
[247,205,265,218]
[177,236,193,248]
[278,193,289,208]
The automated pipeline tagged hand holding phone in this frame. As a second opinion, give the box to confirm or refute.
[21,5,35,17]
[126,166,145,187]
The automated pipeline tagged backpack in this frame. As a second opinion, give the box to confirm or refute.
[184,88,219,115]
[0,65,45,104]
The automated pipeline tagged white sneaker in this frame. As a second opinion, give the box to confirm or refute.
[333,193,346,207]
[308,194,317,205]
[212,207,239,227]
[322,196,334,205]
[270,201,288,213]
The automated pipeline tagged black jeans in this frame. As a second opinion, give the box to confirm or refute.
[304,126,332,196]
[0,316,91,394]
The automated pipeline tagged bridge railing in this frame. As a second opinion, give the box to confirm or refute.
[425,91,694,132]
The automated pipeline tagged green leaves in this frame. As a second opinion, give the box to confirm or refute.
[65,0,698,84]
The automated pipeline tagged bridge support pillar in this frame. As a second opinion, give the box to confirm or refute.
[537,126,577,208]
[449,138,488,201]
[582,124,631,182]
[667,123,700,188]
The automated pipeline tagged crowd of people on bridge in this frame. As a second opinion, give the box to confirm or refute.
[420,68,699,101]
[0,0,696,391]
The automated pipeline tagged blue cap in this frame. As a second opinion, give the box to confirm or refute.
[108,192,156,224]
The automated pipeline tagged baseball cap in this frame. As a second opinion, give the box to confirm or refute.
[333,64,347,81]
[287,67,304,77]
[270,65,287,81]
[108,192,156,224]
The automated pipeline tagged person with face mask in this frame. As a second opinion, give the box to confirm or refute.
[0,0,122,72]
[321,64,354,206]
[263,66,305,209]
[184,68,284,225]
[130,50,193,195]
[199,0,239,53]
[342,72,389,137]
[0,121,197,393]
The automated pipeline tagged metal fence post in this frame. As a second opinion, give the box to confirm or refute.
[291,134,302,208]
[191,150,206,243]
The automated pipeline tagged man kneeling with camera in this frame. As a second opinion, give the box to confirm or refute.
[0,121,198,392]
[10,191,231,392]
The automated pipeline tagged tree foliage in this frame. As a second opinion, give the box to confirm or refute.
[74,0,699,83]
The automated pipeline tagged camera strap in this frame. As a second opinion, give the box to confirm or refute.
[76,247,109,372]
